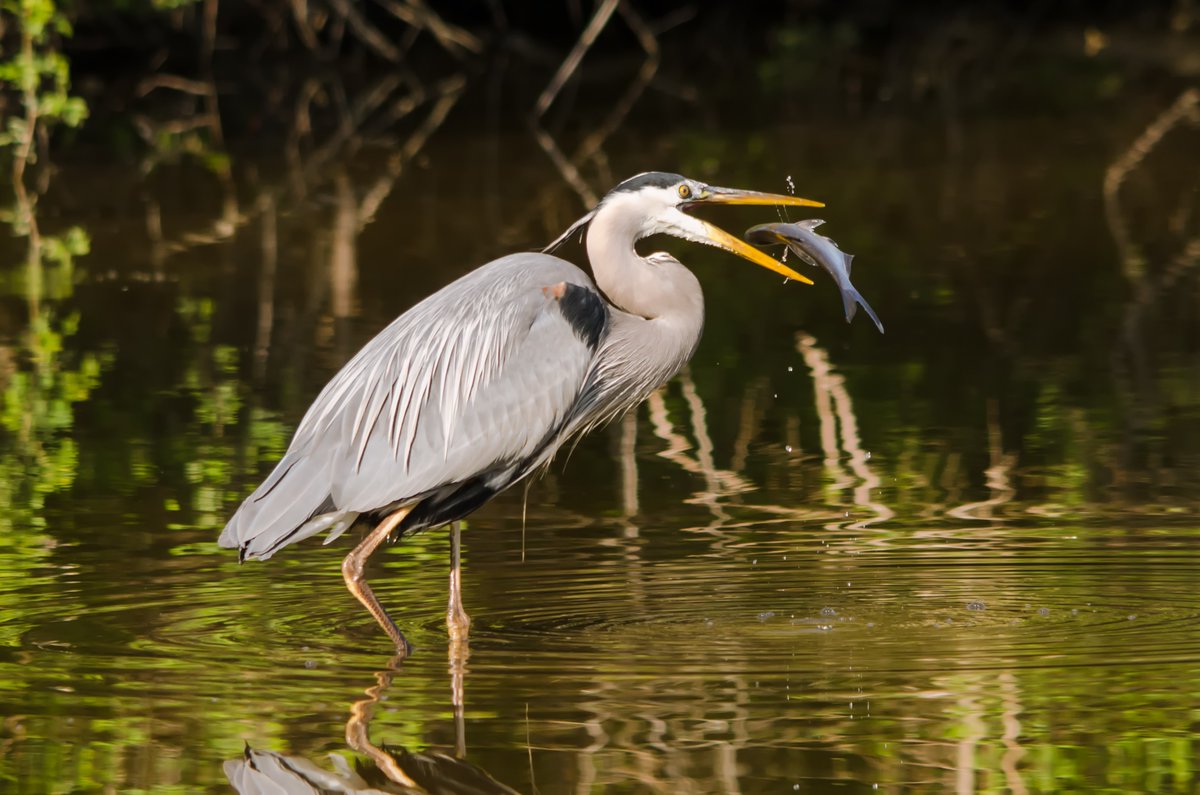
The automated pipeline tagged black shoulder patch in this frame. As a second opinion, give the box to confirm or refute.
[558,282,609,350]
[609,171,685,195]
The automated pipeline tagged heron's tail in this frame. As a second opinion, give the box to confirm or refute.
[219,452,355,561]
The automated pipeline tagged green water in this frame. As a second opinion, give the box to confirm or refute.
[2,43,1199,794]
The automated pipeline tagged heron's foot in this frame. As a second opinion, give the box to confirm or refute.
[356,585,414,658]
[446,519,471,643]
[446,601,471,643]
[392,629,415,659]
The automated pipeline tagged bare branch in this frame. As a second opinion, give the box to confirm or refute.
[533,0,619,118]
[327,0,402,61]
[374,0,483,56]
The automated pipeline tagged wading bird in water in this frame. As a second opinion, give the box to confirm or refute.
[219,172,822,653]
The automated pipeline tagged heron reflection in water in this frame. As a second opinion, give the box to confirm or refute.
[226,649,520,793]
[220,172,822,652]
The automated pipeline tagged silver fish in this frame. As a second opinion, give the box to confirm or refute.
[746,220,884,333]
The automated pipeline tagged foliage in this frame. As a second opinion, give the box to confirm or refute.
[0,0,88,168]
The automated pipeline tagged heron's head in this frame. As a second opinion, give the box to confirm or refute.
[546,172,825,284]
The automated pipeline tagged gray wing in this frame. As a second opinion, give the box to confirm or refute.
[220,253,606,560]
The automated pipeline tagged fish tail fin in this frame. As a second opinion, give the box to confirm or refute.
[841,290,859,323]
[844,287,886,334]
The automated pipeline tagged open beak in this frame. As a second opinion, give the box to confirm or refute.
[698,221,814,284]
[688,186,825,284]
[694,186,825,209]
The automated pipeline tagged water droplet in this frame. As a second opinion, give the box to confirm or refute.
[787,365,794,372]
[785,445,793,453]
[820,607,837,617]
[1128,614,1137,621]
[865,451,872,460]
[1038,607,1050,617]
[967,600,986,611]
[758,611,776,621]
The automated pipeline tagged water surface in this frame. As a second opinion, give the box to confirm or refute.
[1,31,1199,794]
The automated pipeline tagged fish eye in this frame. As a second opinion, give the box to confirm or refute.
[677,184,692,199]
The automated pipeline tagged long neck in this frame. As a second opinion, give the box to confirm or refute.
[586,197,703,325]
[581,197,706,419]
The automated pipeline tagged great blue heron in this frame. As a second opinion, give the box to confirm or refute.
[219,172,822,652]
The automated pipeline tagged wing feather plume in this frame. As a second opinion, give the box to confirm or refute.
[220,253,605,560]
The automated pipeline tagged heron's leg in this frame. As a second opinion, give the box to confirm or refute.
[446,520,471,758]
[342,506,414,655]
[446,520,471,641]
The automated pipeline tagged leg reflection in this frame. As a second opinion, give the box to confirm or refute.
[225,651,514,792]
[341,654,512,793]
[344,654,421,788]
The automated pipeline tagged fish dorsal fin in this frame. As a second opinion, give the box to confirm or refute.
[798,219,825,230]
[845,253,853,275]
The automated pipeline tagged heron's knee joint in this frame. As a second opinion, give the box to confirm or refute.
[341,556,363,582]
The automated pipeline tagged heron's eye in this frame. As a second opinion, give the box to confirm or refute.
[678,184,692,199]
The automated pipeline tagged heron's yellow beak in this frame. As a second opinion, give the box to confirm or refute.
[695,186,825,209]
[700,220,814,284]
[687,186,823,284]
